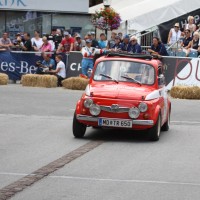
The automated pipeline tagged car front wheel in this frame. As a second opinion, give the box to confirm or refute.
[148,114,161,141]
[161,112,170,131]
[73,113,86,138]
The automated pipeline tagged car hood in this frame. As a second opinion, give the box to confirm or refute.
[88,82,155,100]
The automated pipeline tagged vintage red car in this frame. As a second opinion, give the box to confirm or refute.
[73,53,171,141]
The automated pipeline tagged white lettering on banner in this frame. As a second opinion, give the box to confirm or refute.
[70,63,81,71]
[1,62,8,71]
[20,61,29,73]
[9,62,16,72]
[29,65,36,74]
[0,0,26,7]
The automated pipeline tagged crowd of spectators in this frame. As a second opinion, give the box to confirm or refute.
[0,15,199,58]
[0,15,200,82]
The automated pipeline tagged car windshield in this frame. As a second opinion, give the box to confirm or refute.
[93,60,155,85]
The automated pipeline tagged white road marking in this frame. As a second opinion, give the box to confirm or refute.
[171,121,200,125]
[1,172,200,187]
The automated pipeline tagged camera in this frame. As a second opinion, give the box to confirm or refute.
[35,60,42,67]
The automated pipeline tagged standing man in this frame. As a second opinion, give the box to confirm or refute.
[49,55,66,86]
[56,31,74,53]
[107,31,117,49]
[87,32,99,48]
[21,33,33,51]
[129,36,142,53]
[0,32,13,50]
[74,34,86,51]
[81,39,103,77]
[120,34,131,52]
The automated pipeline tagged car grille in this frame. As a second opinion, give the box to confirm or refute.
[100,105,129,113]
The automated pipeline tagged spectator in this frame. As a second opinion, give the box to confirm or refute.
[120,34,131,52]
[21,33,33,51]
[107,31,117,49]
[81,39,103,77]
[49,54,66,86]
[87,32,99,48]
[31,30,43,51]
[187,31,199,56]
[53,29,63,50]
[148,37,168,56]
[56,31,74,53]
[40,36,52,52]
[180,29,192,56]
[12,33,24,51]
[110,35,121,52]
[36,53,56,74]
[196,22,200,33]
[98,33,108,49]
[0,32,13,50]
[118,32,123,42]
[185,16,196,35]
[129,36,142,53]
[167,23,182,49]
[74,34,85,51]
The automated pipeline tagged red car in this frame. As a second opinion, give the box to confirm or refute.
[73,53,171,141]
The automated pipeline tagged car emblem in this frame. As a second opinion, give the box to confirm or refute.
[111,104,119,112]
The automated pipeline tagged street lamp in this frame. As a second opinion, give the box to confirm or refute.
[103,0,112,35]
[103,0,111,7]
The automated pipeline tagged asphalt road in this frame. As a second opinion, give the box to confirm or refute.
[0,85,200,200]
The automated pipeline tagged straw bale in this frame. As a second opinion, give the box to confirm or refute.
[170,85,200,99]
[0,73,8,85]
[21,74,57,88]
[62,77,89,90]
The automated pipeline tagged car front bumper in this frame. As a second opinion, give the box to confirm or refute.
[76,114,154,126]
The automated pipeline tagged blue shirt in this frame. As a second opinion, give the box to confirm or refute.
[98,40,108,49]
[120,42,131,52]
[128,43,142,53]
[150,43,168,56]
[42,58,56,69]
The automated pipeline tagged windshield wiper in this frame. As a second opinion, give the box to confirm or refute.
[121,75,141,86]
[99,74,118,83]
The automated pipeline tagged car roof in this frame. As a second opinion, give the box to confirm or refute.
[96,52,161,68]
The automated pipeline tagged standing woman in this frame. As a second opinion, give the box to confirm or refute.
[187,31,199,55]
[31,30,43,51]
[185,16,196,35]
[167,23,181,48]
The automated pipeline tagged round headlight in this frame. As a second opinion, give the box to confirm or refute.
[128,107,140,119]
[138,102,148,112]
[84,99,93,108]
[89,104,101,116]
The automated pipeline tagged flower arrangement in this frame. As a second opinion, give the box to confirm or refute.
[91,7,122,31]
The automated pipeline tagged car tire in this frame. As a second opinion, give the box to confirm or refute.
[148,114,161,141]
[73,113,86,138]
[161,111,170,131]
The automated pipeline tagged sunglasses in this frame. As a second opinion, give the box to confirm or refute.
[174,26,179,28]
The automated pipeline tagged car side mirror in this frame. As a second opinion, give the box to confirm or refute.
[158,74,165,86]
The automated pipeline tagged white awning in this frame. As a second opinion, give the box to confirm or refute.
[89,0,200,31]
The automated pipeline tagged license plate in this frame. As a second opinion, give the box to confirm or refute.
[98,118,132,128]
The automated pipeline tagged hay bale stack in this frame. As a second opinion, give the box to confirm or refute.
[0,73,8,85]
[170,86,200,99]
[62,77,89,90]
[21,74,57,88]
